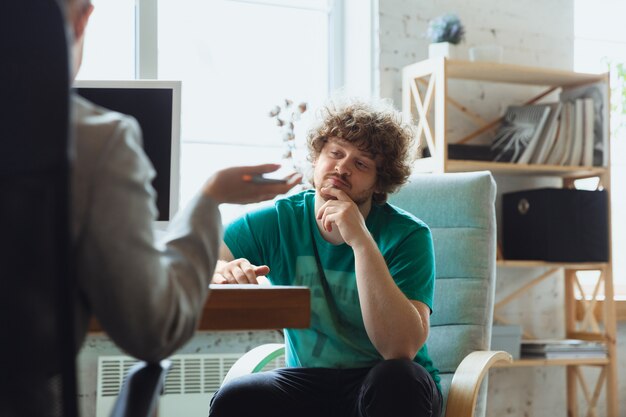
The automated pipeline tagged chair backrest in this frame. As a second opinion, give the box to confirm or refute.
[389,171,497,417]
[0,1,76,416]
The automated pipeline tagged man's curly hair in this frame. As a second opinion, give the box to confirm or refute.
[307,99,416,204]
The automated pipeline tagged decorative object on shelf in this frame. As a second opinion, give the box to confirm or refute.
[268,99,307,174]
[426,13,465,59]
[492,324,522,360]
[447,143,493,161]
[428,42,459,60]
[491,104,552,163]
[502,188,609,262]
[468,44,503,63]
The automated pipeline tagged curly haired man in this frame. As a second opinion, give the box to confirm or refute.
[210,99,442,417]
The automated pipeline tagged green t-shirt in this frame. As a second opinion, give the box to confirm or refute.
[224,190,440,388]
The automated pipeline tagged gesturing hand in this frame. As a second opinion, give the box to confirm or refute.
[316,187,370,247]
[202,164,301,205]
[212,258,270,284]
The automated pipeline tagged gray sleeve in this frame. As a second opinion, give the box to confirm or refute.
[77,116,221,362]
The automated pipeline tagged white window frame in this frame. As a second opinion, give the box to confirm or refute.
[135,0,157,79]
[134,0,353,93]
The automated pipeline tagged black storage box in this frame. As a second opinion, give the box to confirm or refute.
[502,188,608,262]
[448,144,493,161]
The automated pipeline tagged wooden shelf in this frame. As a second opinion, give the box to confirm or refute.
[447,160,607,177]
[404,58,607,87]
[403,57,618,416]
[493,357,610,368]
[412,157,607,178]
[497,260,608,270]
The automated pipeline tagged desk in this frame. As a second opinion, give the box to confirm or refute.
[200,284,310,330]
[89,284,310,332]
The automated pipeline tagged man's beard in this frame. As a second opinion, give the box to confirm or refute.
[318,174,374,206]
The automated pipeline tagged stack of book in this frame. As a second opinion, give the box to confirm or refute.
[521,339,607,359]
[490,81,608,167]
[491,103,556,164]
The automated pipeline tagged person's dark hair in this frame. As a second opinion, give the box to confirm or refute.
[307,98,416,204]
[66,0,90,6]
[64,0,91,13]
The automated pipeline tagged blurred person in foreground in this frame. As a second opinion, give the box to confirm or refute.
[65,0,300,360]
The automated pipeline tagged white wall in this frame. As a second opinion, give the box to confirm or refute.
[376,0,574,106]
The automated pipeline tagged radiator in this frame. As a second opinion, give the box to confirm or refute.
[95,352,284,417]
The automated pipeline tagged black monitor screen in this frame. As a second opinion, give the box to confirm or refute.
[75,86,174,220]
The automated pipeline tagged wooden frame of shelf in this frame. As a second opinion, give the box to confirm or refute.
[402,58,609,174]
[403,58,617,417]
[576,296,626,323]
[413,159,608,178]
[403,59,605,87]
[493,243,617,417]
[497,260,608,270]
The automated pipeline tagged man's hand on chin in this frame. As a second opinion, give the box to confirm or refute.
[319,185,342,201]
[316,187,371,247]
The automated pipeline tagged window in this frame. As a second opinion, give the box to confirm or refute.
[158,0,331,146]
[77,0,135,80]
[77,0,341,224]
[158,0,334,221]
[575,0,626,293]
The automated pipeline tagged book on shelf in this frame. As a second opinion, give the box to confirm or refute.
[559,101,577,165]
[491,104,552,163]
[521,338,607,359]
[560,81,609,167]
[565,99,585,166]
[522,351,607,359]
[581,98,595,167]
[544,101,571,165]
[530,102,562,164]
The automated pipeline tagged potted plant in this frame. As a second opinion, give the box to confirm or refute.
[426,13,465,59]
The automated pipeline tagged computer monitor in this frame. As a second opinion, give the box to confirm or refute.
[74,80,181,227]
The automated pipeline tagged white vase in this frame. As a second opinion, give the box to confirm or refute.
[428,42,459,59]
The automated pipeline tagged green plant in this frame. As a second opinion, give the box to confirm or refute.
[602,58,626,140]
[427,13,465,44]
[610,62,626,138]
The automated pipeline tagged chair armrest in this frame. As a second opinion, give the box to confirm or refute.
[109,360,171,417]
[222,343,285,386]
[444,350,512,417]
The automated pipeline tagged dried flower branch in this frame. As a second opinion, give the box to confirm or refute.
[269,99,307,171]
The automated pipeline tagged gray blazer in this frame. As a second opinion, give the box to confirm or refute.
[71,95,221,361]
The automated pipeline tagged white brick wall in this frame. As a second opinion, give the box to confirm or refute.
[376,0,574,105]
